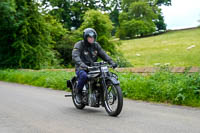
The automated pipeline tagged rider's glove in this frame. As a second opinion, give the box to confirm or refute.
[110,61,118,69]
[80,63,88,70]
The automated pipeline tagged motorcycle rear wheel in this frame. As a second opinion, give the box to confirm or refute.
[72,82,85,109]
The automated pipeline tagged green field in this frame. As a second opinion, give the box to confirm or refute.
[118,28,200,67]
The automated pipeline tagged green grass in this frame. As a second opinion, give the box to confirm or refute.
[118,28,200,67]
[1,69,200,107]
[0,69,74,91]
[119,71,200,107]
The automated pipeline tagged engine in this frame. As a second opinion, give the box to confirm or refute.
[89,90,100,107]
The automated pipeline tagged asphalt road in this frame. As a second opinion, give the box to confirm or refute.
[0,81,200,133]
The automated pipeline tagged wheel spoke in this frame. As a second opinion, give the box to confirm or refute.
[105,84,119,112]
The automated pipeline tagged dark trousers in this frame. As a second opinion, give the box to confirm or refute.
[76,70,87,92]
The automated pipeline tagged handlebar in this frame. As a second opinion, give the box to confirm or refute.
[87,61,116,71]
[93,61,108,66]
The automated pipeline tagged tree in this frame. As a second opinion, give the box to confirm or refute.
[128,1,157,21]
[41,0,101,30]
[43,14,73,67]
[116,19,156,39]
[149,0,170,31]
[122,0,171,10]
[78,10,115,54]
[121,0,171,32]
[156,0,171,6]
[0,0,61,69]
[0,0,16,67]
[41,0,72,29]
[41,0,122,31]
[109,0,122,35]
[122,0,139,11]
[117,1,157,39]
[154,14,166,31]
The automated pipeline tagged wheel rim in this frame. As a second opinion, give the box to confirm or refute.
[74,93,80,105]
[105,84,118,113]
[72,83,82,105]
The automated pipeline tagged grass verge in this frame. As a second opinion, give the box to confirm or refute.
[0,69,74,91]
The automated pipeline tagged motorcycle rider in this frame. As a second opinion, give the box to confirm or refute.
[72,28,117,103]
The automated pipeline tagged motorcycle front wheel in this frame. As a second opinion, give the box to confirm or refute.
[104,81,123,116]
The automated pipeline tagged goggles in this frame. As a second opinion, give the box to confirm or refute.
[88,32,95,37]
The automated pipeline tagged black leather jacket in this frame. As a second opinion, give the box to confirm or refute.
[72,40,113,71]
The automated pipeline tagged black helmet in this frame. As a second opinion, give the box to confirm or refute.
[83,28,97,43]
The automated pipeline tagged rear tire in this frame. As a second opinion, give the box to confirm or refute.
[104,81,123,116]
[72,81,85,109]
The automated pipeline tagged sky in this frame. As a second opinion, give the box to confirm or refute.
[161,0,200,29]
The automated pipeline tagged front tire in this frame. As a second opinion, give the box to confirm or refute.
[104,81,123,116]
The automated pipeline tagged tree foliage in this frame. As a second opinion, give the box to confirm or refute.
[78,10,116,54]
[0,0,64,69]
[120,0,170,35]
[116,19,156,39]
[122,0,171,10]
[117,0,171,39]
[117,1,157,39]
[41,0,121,31]
[154,14,167,31]
[128,1,157,21]
[156,0,171,6]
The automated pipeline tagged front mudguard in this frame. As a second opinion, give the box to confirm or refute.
[106,76,120,85]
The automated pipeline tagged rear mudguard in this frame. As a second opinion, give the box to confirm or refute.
[67,80,72,90]
[67,76,77,90]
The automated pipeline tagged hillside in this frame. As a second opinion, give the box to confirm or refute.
[118,28,200,67]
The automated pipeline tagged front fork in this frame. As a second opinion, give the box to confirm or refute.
[100,77,108,107]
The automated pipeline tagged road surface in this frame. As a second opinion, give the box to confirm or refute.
[0,81,200,133]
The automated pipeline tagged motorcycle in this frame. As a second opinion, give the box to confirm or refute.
[66,61,123,116]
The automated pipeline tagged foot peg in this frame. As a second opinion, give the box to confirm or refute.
[65,94,72,97]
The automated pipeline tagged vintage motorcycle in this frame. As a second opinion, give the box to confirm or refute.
[66,61,123,116]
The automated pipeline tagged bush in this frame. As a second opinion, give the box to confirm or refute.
[119,71,200,106]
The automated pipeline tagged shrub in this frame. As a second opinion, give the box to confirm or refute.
[119,71,200,106]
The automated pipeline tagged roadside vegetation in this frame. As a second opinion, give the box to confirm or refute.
[1,69,200,107]
[0,69,73,91]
